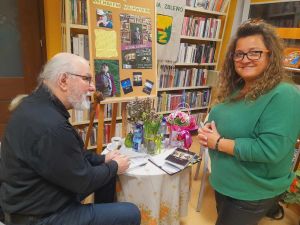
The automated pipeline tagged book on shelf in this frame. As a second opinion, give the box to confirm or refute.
[194,0,209,10]
[193,0,229,13]
[157,89,211,112]
[182,16,221,39]
[75,122,133,147]
[158,66,208,88]
[283,47,300,69]
[71,34,89,60]
[149,148,200,175]
[177,42,216,64]
[70,0,88,25]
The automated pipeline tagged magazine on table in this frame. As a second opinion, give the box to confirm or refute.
[148,148,200,175]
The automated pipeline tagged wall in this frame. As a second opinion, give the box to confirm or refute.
[217,0,238,70]
[44,0,61,59]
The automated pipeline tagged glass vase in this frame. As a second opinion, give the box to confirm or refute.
[143,122,161,155]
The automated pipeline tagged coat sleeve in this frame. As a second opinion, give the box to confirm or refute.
[83,150,105,166]
[26,123,118,194]
[234,85,300,163]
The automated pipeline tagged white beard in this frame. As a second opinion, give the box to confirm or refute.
[67,92,90,110]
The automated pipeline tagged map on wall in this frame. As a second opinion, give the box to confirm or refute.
[120,14,152,69]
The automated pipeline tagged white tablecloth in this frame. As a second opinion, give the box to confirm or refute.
[116,149,191,225]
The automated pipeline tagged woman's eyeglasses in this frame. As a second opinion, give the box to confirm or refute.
[67,72,92,85]
[232,50,269,62]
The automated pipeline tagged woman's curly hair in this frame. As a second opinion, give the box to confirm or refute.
[216,19,286,103]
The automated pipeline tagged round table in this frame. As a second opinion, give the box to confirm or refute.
[116,149,191,225]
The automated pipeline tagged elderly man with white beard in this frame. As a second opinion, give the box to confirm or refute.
[0,53,141,225]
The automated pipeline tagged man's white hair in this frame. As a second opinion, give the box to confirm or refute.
[38,52,89,85]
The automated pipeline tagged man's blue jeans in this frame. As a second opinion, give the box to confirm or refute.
[36,202,141,225]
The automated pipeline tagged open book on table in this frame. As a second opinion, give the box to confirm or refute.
[149,148,200,175]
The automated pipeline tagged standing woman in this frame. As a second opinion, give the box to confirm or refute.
[198,19,300,225]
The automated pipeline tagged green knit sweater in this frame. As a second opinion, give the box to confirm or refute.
[208,83,300,200]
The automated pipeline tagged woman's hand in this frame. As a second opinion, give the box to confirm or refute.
[197,121,221,149]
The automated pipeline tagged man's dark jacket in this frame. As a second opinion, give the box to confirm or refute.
[0,85,118,216]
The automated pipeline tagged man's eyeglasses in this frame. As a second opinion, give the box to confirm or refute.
[232,50,269,62]
[67,72,92,85]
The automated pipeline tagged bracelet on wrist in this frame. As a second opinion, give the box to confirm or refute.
[215,136,224,151]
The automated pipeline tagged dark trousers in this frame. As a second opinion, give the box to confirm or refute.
[215,191,282,225]
[0,206,4,223]
[35,202,140,225]
[5,178,141,225]
[39,177,140,225]
[93,175,116,203]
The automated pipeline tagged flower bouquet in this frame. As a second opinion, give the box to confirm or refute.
[166,107,198,149]
[126,98,163,154]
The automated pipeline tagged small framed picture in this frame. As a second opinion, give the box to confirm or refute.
[96,9,113,29]
[133,72,142,86]
[143,79,154,95]
[121,78,133,94]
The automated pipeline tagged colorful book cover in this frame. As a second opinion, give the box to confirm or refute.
[283,47,300,68]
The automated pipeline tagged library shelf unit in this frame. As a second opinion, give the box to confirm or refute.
[157,0,231,124]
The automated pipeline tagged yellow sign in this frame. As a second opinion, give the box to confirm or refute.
[157,14,172,45]
[95,29,118,58]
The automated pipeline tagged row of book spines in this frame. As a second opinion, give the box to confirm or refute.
[181,16,222,39]
[95,103,123,121]
[194,112,207,124]
[158,68,208,88]
[69,103,122,123]
[177,43,216,64]
[272,19,295,28]
[186,0,230,13]
[70,0,88,25]
[71,34,89,60]
[76,125,98,146]
[157,90,211,112]
[76,123,133,145]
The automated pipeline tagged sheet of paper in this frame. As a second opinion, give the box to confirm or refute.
[94,29,118,58]
[128,157,148,171]
[119,147,148,158]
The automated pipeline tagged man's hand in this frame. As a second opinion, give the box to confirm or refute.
[112,155,130,174]
[105,150,121,163]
